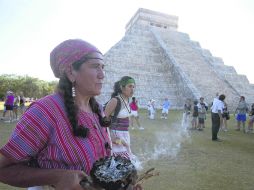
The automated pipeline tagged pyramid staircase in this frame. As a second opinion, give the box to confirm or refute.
[98,8,254,110]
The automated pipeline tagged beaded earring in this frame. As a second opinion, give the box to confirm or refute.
[72,82,76,97]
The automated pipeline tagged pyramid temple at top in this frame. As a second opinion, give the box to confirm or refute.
[98,8,254,110]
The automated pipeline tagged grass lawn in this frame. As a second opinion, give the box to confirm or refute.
[0,110,253,190]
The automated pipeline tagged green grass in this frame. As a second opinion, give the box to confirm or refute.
[0,110,253,190]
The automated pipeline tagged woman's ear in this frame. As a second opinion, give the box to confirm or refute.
[65,65,76,82]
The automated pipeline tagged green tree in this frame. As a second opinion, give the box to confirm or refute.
[0,74,57,99]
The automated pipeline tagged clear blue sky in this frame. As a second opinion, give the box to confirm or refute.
[0,0,254,83]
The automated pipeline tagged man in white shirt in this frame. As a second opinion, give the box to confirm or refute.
[211,94,225,141]
[210,92,219,110]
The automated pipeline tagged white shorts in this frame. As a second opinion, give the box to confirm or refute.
[110,130,131,157]
[162,108,169,114]
[130,110,138,117]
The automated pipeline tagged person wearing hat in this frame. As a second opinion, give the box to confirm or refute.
[0,39,112,190]
[148,99,156,119]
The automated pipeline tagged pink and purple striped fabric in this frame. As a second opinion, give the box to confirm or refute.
[0,93,110,174]
[110,118,129,131]
[50,39,101,78]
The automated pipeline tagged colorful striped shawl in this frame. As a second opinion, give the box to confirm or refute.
[0,93,111,174]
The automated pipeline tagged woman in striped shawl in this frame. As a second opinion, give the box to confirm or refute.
[0,39,111,190]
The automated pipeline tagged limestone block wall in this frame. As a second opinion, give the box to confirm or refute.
[125,8,178,34]
[98,25,181,108]
[156,28,240,109]
[150,28,201,101]
[98,8,254,110]
[201,53,254,105]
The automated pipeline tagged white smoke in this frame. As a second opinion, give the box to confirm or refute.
[134,114,191,170]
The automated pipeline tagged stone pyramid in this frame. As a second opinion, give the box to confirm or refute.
[98,8,254,110]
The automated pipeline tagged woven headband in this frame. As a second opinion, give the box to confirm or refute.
[120,78,135,86]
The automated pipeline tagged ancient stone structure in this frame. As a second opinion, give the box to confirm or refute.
[98,8,254,110]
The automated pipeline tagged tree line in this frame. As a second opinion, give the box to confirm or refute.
[0,74,58,99]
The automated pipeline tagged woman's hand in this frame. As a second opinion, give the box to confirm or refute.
[54,170,92,190]
[134,184,143,190]
[127,184,143,190]
[111,136,121,145]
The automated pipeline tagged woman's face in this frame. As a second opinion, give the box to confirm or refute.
[122,82,135,98]
[73,52,104,97]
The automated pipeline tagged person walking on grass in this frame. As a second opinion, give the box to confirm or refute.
[19,92,26,115]
[129,97,144,130]
[211,94,225,141]
[2,91,15,123]
[104,76,137,160]
[247,103,254,133]
[146,99,152,118]
[221,101,230,132]
[191,100,199,130]
[161,98,170,119]
[12,94,19,121]
[148,99,156,119]
[235,96,248,133]
[197,97,207,131]
[183,98,192,128]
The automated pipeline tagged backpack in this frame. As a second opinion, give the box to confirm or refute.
[200,102,208,111]
[193,105,198,117]
[104,96,121,124]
